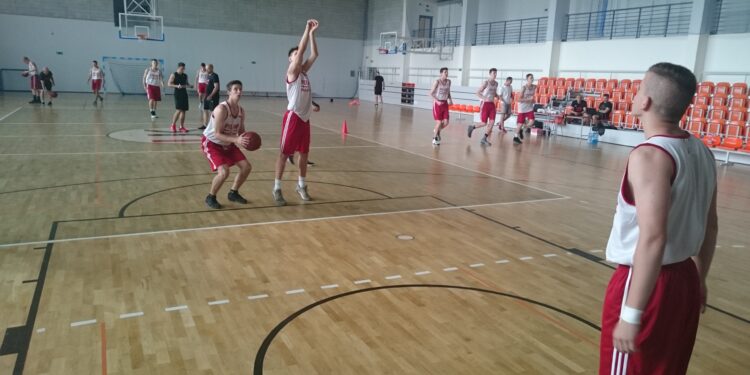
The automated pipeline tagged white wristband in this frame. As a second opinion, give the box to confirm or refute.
[620,305,643,325]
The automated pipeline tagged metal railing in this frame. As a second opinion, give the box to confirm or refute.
[563,2,692,41]
[711,0,750,35]
[411,26,461,48]
[473,17,548,45]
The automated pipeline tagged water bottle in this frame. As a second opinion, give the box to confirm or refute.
[588,129,599,144]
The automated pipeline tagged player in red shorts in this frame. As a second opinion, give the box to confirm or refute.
[273,19,319,206]
[142,59,164,120]
[430,67,453,146]
[87,60,105,105]
[513,73,536,145]
[600,63,718,375]
[467,68,500,146]
[200,80,252,209]
[22,57,42,104]
[194,63,209,109]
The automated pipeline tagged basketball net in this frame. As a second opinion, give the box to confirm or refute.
[136,34,147,42]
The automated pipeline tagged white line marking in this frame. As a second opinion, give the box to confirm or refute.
[495,259,510,264]
[519,256,534,261]
[385,275,402,280]
[543,253,558,258]
[354,279,372,285]
[0,107,22,122]
[715,245,721,248]
[285,289,305,295]
[414,271,431,276]
[732,245,745,248]
[164,305,188,312]
[208,299,230,306]
[36,328,46,333]
[119,311,144,319]
[443,267,458,272]
[579,200,589,204]
[0,145,379,157]
[321,284,339,289]
[247,294,269,300]
[0,134,108,138]
[0,197,568,249]
[469,263,485,268]
[70,319,97,327]
[590,249,604,253]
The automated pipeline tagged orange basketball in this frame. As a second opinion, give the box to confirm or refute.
[241,132,261,151]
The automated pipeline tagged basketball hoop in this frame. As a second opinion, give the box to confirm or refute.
[378,48,388,55]
[136,34,147,41]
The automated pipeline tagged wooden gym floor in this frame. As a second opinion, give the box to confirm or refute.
[0,92,747,374]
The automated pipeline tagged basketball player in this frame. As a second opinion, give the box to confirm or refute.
[374,71,384,106]
[39,67,55,106]
[87,60,105,105]
[142,59,164,120]
[168,62,192,133]
[600,63,718,375]
[496,76,513,133]
[272,19,319,206]
[467,68,500,146]
[22,57,42,104]
[200,64,220,130]
[513,73,536,145]
[430,67,453,146]
[200,80,252,209]
[194,63,209,109]
[288,100,319,166]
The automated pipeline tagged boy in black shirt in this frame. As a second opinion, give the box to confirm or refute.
[598,93,613,121]
[39,67,55,106]
[200,64,220,130]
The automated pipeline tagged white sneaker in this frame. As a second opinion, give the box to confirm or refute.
[432,137,440,146]
[295,185,311,201]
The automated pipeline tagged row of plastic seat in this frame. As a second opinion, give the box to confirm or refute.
[537,77,749,97]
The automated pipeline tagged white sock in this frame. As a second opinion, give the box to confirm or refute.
[298,176,306,188]
[274,179,282,190]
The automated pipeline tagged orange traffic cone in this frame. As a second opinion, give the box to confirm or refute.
[341,120,349,135]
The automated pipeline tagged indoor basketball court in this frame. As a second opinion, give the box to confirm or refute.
[1,1,749,374]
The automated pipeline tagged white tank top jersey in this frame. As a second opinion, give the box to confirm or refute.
[28,61,37,75]
[435,79,451,101]
[145,69,162,86]
[518,84,536,113]
[480,79,498,104]
[500,84,513,104]
[90,68,102,80]
[286,72,312,122]
[198,69,209,83]
[203,102,245,146]
[606,134,717,266]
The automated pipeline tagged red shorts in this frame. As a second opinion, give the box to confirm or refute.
[146,85,161,101]
[91,79,102,91]
[201,136,247,171]
[197,82,207,94]
[30,75,42,90]
[480,101,496,123]
[517,111,535,124]
[433,101,449,121]
[599,259,701,375]
[281,110,311,155]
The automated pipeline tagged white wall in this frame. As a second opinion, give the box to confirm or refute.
[477,0,549,24]
[702,33,750,84]
[436,2,462,28]
[0,14,363,97]
[569,0,688,14]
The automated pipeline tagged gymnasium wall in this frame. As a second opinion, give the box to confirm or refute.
[0,0,368,40]
[477,0,549,24]
[0,13,363,97]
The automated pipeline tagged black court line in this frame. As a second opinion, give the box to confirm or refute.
[21,280,37,284]
[252,284,601,375]
[460,208,750,325]
[32,247,45,250]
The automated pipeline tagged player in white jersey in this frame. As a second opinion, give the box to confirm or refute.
[599,63,718,375]
[272,19,319,206]
[194,63,209,109]
[22,57,42,104]
[430,67,453,145]
[142,59,164,120]
[467,68,500,146]
[87,60,105,105]
[200,80,252,209]
[496,77,513,133]
[513,73,537,145]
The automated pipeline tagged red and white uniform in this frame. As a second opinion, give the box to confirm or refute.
[600,133,717,375]
[145,68,162,101]
[432,78,451,121]
[28,61,41,90]
[201,101,247,171]
[90,67,103,91]
[479,79,498,123]
[197,69,209,94]
[517,84,536,124]
[280,72,312,155]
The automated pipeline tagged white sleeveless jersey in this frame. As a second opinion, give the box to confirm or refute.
[197,69,209,83]
[606,134,717,265]
[500,84,513,104]
[90,68,102,80]
[435,79,451,101]
[480,79,498,104]
[286,72,312,122]
[28,61,37,75]
[145,69,162,86]
[518,84,536,113]
[203,101,245,146]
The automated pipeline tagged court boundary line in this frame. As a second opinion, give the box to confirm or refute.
[0,145,379,157]
[0,106,23,122]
